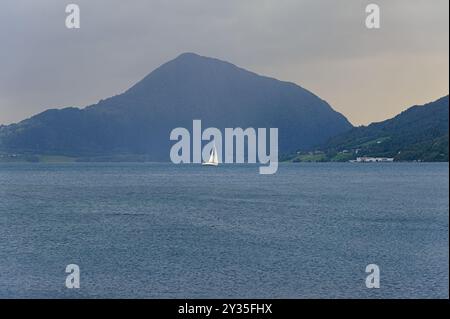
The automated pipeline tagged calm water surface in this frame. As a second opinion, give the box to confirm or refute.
[0,163,448,298]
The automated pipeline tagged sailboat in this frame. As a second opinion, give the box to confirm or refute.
[202,145,219,166]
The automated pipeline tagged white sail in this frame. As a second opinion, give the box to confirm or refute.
[203,145,219,166]
[212,146,219,165]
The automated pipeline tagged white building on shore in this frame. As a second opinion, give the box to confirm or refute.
[351,157,395,163]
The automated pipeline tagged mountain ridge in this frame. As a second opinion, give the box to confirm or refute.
[0,53,352,161]
[285,95,449,162]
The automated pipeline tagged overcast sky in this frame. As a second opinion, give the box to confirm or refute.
[0,0,448,125]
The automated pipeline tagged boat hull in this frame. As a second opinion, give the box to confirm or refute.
[202,163,219,166]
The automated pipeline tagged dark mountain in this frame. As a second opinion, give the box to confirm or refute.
[294,95,448,162]
[0,53,352,161]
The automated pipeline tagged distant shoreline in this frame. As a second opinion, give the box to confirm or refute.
[0,154,448,164]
